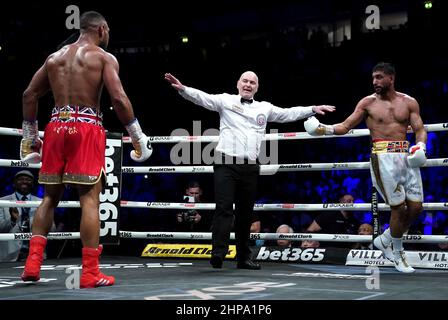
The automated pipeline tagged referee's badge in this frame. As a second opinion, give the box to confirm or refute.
[256,114,266,126]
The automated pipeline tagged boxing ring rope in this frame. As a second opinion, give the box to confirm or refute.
[1,123,447,142]
[1,158,447,173]
[1,231,447,243]
[1,124,447,248]
[1,199,448,211]
[0,199,447,243]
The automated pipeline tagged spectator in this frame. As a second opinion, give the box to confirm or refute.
[301,239,320,248]
[0,171,52,262]
[276,224,294,247]
[175,181,211,232]
[306,194,359,248]
[353,223,374,250]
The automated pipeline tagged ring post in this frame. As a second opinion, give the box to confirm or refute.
[100,132,123,245]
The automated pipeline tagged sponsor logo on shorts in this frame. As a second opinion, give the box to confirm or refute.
[407,190,422,196]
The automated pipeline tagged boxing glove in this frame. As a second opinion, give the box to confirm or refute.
[125,119,153,162]
[304,116,334,136]
[407,142,427,168]
[20,120,42,163]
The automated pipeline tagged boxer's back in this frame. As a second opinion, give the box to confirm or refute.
[46,43,105,110]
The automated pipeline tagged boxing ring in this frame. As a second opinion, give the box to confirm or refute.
[1,124,448,300]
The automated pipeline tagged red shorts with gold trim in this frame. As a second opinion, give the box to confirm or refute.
[39,111,106,185]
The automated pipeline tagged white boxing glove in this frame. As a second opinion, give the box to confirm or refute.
[407,142,427,168]
[20,120,42,163]
[125,119,153,162]
[130,134,153,162]
[304,116,334,136]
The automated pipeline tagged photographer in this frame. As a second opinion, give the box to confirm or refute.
[175,181,211,232]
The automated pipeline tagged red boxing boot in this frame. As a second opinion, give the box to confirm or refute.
[21,235,47,282]
[80,246,115,289]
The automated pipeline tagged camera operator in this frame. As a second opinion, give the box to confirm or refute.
[175,181,211,232]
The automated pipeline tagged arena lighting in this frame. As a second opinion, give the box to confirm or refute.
[424,1,433,9]
[181,36,189,44]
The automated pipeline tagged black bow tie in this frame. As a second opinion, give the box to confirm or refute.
[241,98,253,104]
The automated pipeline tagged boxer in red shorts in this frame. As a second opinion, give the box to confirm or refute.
[39,106,107,185]
[19,11,153,288]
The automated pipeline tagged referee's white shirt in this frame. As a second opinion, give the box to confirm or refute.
[180,86,315,161]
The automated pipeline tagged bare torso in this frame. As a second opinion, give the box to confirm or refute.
[46,42,106,111]
[363,92,413,140]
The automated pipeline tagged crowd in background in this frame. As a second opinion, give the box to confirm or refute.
[1,2,447,256]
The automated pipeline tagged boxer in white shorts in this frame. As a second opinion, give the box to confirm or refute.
[304,62,427,273]
[370,139,424,206]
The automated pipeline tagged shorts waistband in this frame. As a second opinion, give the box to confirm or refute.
[50,106,103,126]
[371,140,409,153]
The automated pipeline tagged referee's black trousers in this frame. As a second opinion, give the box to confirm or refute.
[212,163,259,262]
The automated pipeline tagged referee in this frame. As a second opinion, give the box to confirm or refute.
[165,71,335,269]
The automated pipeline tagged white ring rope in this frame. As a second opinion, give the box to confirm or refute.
[1,199,447,211]
[1,124,447,246]
[1,231,447,243]
[1,123,447,143]
[1,158,447,173]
